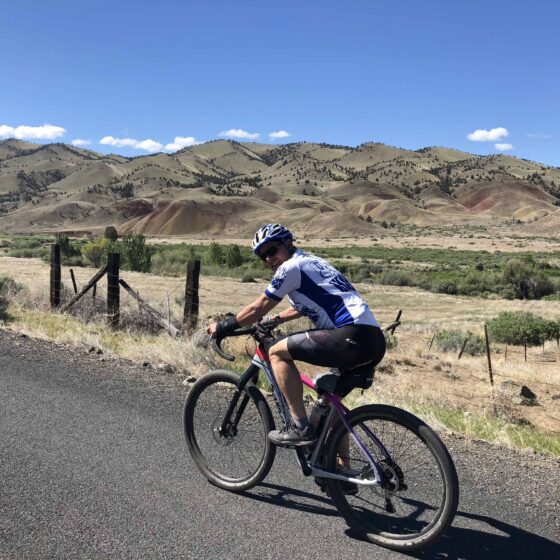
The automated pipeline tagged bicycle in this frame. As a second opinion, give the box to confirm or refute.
[183,323,459,552]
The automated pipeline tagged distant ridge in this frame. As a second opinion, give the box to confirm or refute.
[0,138,558,236]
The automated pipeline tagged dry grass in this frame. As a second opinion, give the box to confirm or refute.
[1,255,559,454]
[148,231,560,254]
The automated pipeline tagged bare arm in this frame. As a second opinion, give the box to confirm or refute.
[274,307,302,324]
[236,294,278,326]
[207,294,278,337]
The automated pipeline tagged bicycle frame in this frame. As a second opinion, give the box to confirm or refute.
[226,341,396,488]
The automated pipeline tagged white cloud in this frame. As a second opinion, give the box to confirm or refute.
[71,138,91,147]
[100,136,136,148]
[269,130,290,139]
[165,136,200,151]
[218,128,260,140]
[135,139,164,152]
[0,123,66,140]
[495,143,514,151]
[467,127,509,142]
[99,135,163,152]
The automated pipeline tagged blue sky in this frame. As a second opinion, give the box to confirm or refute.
[1,0,559,165]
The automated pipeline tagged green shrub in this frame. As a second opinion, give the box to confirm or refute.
[542,294,560,301]
[434,329,485,356]
[487,311,559,346]
[434,282,459,295]
[119,234,151,272]
[81,238,109,267]
[209,242,224,265]
[384,332,398,350]
[241,272,256,283]
[0,276,23,320]
[12,237,44,249]
[502,258,555,299]
[63,255,87,267]
[377,270,415,287]
[10,248,49,259]
[225,244,243,268]
[55,234,82,259]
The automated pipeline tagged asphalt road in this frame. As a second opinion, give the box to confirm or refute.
[1,331,559,560]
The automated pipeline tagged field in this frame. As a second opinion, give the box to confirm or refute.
[1,245,559,455]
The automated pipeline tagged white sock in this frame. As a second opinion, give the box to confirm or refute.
[293,416,310,430]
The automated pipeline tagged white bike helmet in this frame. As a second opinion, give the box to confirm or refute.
[252,223,293,255]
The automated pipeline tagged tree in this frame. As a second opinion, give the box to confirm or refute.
[225,244,243,268]
[439,170,452,194]
[502,258,554,300]
[209,242,223,265]
[55,233,72,257]
[82,238,109,268]
[104,226,118,241]
[55,233,80,258]
[120,234,151,272]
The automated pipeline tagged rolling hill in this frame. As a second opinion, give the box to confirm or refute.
[0,138,558,237]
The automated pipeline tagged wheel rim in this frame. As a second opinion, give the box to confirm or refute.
[332,416,447,539]
[191,381,268,483]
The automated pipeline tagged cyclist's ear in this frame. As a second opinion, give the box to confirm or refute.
[285,238,296,254]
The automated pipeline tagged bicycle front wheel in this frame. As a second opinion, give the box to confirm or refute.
[325,404,459,551]
[183,370,276,492]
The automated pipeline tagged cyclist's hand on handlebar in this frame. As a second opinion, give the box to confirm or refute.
[255,315,279,336]
[207,322,219,338]
[259,314,281,329]
[207,315,239,339]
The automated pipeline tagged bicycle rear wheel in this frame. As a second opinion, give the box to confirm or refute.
[324,404,458,551]
[183,370,276,492]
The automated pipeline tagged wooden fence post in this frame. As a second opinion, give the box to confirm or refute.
[484,323,496,413]
[50,244,61,309]
[457,335,470,360]
[183,260,200,330]
[428,332,437,351]
[107,253,120,328]
[60,265,107,313]
[70,269,78,294]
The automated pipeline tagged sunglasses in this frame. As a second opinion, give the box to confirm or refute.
[258,244,281,261]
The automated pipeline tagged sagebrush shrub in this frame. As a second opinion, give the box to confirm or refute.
[0,276,23,321]
[487,311,560,346]
[434,329,485,356]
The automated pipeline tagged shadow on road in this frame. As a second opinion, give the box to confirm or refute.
[347,510,559,560]
[241,482,339,517]
[244,483,558,559]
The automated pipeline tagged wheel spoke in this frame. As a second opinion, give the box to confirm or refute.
[184,372,275,491]
[325,405,458,550]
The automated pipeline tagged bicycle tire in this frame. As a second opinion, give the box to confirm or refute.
[324,404,459,551]
[183,370,276,492]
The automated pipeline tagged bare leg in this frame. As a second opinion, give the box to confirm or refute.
[268,339,307,420]
[338,434,350,469]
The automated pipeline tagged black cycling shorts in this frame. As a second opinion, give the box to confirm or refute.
[283,325,386,370]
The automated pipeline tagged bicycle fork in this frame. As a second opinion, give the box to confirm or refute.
[218,364,260,437]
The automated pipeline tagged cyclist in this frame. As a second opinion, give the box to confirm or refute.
[207,224,386,447]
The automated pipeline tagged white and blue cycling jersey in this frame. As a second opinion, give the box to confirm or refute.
[264,249,379,330]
